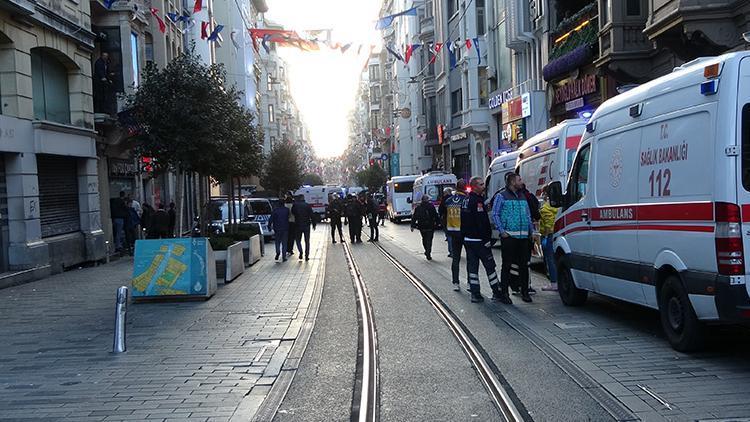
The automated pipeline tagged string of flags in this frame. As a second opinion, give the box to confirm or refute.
[384,38,483,67]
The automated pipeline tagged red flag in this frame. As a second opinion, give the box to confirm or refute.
[429,42,443,64]
[405,45,414,64]
[149,8,166,33]
[466,39,472,50]
[193,0,202,13]
[201,21,209,39]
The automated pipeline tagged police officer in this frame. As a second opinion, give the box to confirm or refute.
[461,177,503,303]
[328,194,345,244]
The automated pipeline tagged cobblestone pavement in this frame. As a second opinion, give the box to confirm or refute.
[378,222,750,422]
[0,229,328,422]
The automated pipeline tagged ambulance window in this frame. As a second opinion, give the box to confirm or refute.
[743,104,750,191]
[570,144,591,203]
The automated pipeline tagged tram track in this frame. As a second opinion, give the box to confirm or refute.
[344,235,527,422]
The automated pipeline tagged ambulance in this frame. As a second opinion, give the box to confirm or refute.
[412,172,457,214]
[294,185,329,220]
[386,175,418,222]
[516,119,587,198]
[485,151,520,199]
[547,52,750,351]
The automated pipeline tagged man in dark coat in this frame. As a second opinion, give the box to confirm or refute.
[110,191,128,252]
[328,194,345,244]
[168,202,176,237]
[411,195,439,260]
[291,195,316,261]
[269,201,290,261]
[149,203,171,239]
[345,194,363,243]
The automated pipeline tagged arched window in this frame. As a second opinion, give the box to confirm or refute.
[31,49,70,124]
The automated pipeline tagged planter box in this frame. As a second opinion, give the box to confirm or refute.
[131,238,217,300]
[248,234,262,266]
[214,242,244,282]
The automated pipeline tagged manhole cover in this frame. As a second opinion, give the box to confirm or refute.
[554,322,594,330]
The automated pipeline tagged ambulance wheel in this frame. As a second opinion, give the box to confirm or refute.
[557,263,587,306]
[659,276,704,352]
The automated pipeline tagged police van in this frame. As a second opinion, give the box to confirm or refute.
[517,119,587,198]
[548,52,750,351]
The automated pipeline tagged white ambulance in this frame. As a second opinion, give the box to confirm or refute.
[548,52,750,351]
[516,119,587,198]
[386,175,418,222]
[294,185,329,220]
[412,172,457,214]
[485,151,520,199]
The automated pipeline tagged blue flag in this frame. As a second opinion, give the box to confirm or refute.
[385,45,404,62]
[207,25,224,42]
[447,41,457,70]
[375,7,418,30]
[166,12,180,23]
[104,0,116,8]
[473,37,481,65]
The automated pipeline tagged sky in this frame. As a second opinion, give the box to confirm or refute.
[265,0,382,158]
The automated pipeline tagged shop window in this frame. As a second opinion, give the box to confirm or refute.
[31,49,70,124]
[37,155,80,237]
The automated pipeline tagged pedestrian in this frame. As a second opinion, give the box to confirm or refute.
[411,195,439,260]
[438,187,454,257]
[378,197,387,226]
[491,173,534,303]
[345,194,363,243]
[125,198,140,254]
[269,200,290,261]
[109,191,128,253]
[366,194,379,242]
[150,203,171,239]
[291,195,316,261]
[461,177,504,303]
[328,194,345,243]
[539,184,559,291]
[285,193,297,257]
[515,183,541,295]
[444,180,468,291]
[168,202,176,237]
[141,202,153,239]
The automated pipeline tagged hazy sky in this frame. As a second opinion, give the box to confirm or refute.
[265,0,382,158]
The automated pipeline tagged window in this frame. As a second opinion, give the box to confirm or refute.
[130,32,140,87]
[370,86,381,103]
[369,64,380,80]
[477,0,486,36]
[267,73,273,91]
[447,0,458,17]
[569,144,591,204]
[38,155,80,237]
[268,104,275,123]
[31,49,70,124]
[600,0,611,24]
[425,0,434,18]
[451,88,462,115]
[371,115,379,131]
[145,33,154,64]
[479,67,488,106]
[394,181,414,193]
[742,104,750,191]
[270,136,276,147]
[626,0,641,16]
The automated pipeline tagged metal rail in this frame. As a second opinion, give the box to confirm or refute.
[371,241,525,422]
[343,241,379,422]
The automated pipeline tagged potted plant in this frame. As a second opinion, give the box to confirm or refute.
[209,235,244,282]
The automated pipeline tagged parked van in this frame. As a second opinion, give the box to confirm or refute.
[548,52,750,351]
[412,172,457,214]
[485,151,520,199]
[386,175,418,222]
[294,185,330,219]
[517,119,586,198]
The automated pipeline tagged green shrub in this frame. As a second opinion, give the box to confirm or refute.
[209,236,236,251]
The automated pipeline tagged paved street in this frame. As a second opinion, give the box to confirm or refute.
[3,223,750,421]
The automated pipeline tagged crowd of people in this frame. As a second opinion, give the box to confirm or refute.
[110,191,176,255]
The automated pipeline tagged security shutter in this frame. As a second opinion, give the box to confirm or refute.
[37,155,80,237]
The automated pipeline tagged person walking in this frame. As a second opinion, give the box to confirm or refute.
[168,202,177,237]
[345,194,363,243]
[492,173,534,303]
[378,198,387,226]
[285,193,297,257]
[124,198,140,255]
[366,194,379,242]
[444,180,468,291]
[269,201,290,261]
[461,177,504,303]
[438,187,454,257]
[328,194,345,243]
[150,203,171,239]
[110,191,128,253]
[291,195,316,261]
[519,183,541,295]
[141,202,153,239]
[411,195,439,260]
[539,184,559,291]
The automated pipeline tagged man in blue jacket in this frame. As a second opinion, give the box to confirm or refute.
[461,177,504,303]
[269,201,290,262]
[491,173,534,303]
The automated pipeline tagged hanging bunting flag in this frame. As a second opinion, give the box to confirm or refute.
[385,45,404,62]
[357,44,364,55]
[473,37,481,65]
[230,29,241,50]
[340,43,352,53]
[466,39,472,50]
[193,0,203,13]
[447,40,457,70]
[201,21,209,39]
[404,44,422,64]
[262,34,272,53]
[207,25,224,42]
[249,28,318,52]
[375,7,418,30]
[149,8,166,33]
[104,0,116,8]
[429,42,443,64]
[166,12,179,23]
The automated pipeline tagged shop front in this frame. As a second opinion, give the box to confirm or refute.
[449,133,470,182]
[548,66,602,124]
[501,93,531,151]
[108,158,137,199]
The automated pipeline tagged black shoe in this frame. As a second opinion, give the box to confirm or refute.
[340,239,345,243]
[493,293,513,305]
[299,255,303,261]
[332,239,337,244]
[426,254,432,260]
[305,256,309,261]
[471,293,484,303]
[282,258,287,262]
[275,254,279,261]
[528,287,537,295]
[521,293,532,303]
[453,283,460,291]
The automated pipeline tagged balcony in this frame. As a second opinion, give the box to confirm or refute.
[543,3,598,81]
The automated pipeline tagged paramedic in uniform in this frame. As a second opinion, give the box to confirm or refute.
[461,177,504,303]
[443,179,468,290]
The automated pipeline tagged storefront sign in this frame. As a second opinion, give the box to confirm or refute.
[109,159,137,178]
[554,74,597,105]
[391,153,400,177]
[502,93,531,124]
[450,132,468,142]
[489,94,503,109]
[565,97,585,111]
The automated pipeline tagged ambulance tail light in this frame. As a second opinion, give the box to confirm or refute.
[715,202,745,275]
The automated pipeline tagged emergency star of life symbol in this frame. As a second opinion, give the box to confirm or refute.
[610,148,623,188]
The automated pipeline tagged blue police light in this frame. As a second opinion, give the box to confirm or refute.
[551,139,559,147]
[532,146,539,153]
[701,80,719,95]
